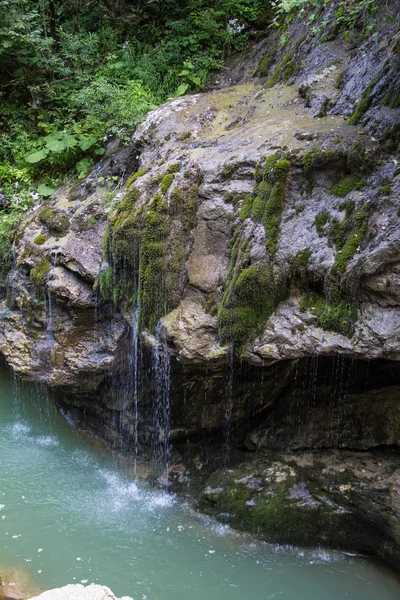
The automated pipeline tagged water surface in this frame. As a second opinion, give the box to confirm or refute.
[0,368,399,599]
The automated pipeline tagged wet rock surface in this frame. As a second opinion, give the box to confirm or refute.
[0,0,399,569]
[29,585,133,600]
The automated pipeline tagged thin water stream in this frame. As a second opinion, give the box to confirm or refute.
[1,366,400,600]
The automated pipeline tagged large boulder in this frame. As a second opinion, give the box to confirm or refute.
[29,585,132,600]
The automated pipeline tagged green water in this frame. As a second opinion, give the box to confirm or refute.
[1,367,399,600]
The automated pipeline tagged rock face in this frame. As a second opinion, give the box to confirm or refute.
[0,0,399,568]
[29,585,132,600]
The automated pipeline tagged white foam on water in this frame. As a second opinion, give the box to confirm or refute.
[36,436,59,447]
[98,469,175,515]
[10,422,31,438]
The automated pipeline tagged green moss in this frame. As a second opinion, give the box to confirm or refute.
[265,36,305,89]
[282,58,300,82]
[84,215,97,229]
[198,468,341,545]
[239,194,253,221]
[161,173,174,194]
[335,70,344,89]
[382,83,400,109]
[348,69,386,125]
[98,266,113,301]
[381,183,392,195]
[126,167,149,187]
[100,170,199,332]
[253,48,276,78]
[166,163,181,174]
[315,211,330,236]
[238,155,289,257]
[30,257,51,287]
[330,174,366,197]
[178,130,192,141]
[292,248,311,271]
[139,194,169,332]
[221,162,238,180]
[34,234,46,245]
[262,156,289,258]
[330,202,369,273]
[39,206,68,235]
[300,294,358,337]
[317,98,330,118]
[218,265,279,349]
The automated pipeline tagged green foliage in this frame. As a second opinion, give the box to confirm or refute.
[300,294,358,337]
[272,0,380,40]
[0,211,20,276]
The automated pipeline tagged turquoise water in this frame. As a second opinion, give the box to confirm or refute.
[0,366,399,600]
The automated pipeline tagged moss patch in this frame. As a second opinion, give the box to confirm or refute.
[331,201,370,273]
[126,167,149,187]
[39,206,69,235]
[161,173,174,194]
[253,48,276,78]
[30,257,51,287]
[166,163,181,174]
[300,294,358,337]
[100,170,199,333]
[348,69,387,125]
[265,36,305,89]
[218,264,280,349]
[331,174,366,197]
[262,155,289,257]
[34,234,46,245]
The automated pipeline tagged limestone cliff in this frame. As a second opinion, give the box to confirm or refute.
[0,0,400,568]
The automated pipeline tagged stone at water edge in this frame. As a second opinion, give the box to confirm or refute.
[28,584,133,600]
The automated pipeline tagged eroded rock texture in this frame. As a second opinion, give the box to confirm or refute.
[0,0,400,567]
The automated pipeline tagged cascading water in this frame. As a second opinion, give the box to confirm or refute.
[150,322,171,483]
[223,346,234,469]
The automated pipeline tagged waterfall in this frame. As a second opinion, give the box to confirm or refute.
[131,306,140,471]
[151,323,171,485]
[223,346,234,470]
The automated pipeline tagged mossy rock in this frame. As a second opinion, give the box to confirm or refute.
[300,293,358,337]
[39,206,69,235]
[161,173,174,194]
[126,167,149,187]
[331,174,366,197]
[34,234,46,245]
[30,257,51,287]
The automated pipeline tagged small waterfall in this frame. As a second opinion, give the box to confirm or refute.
[131,306,140,470]
[223,346,234,469]
[151,323,171,484]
